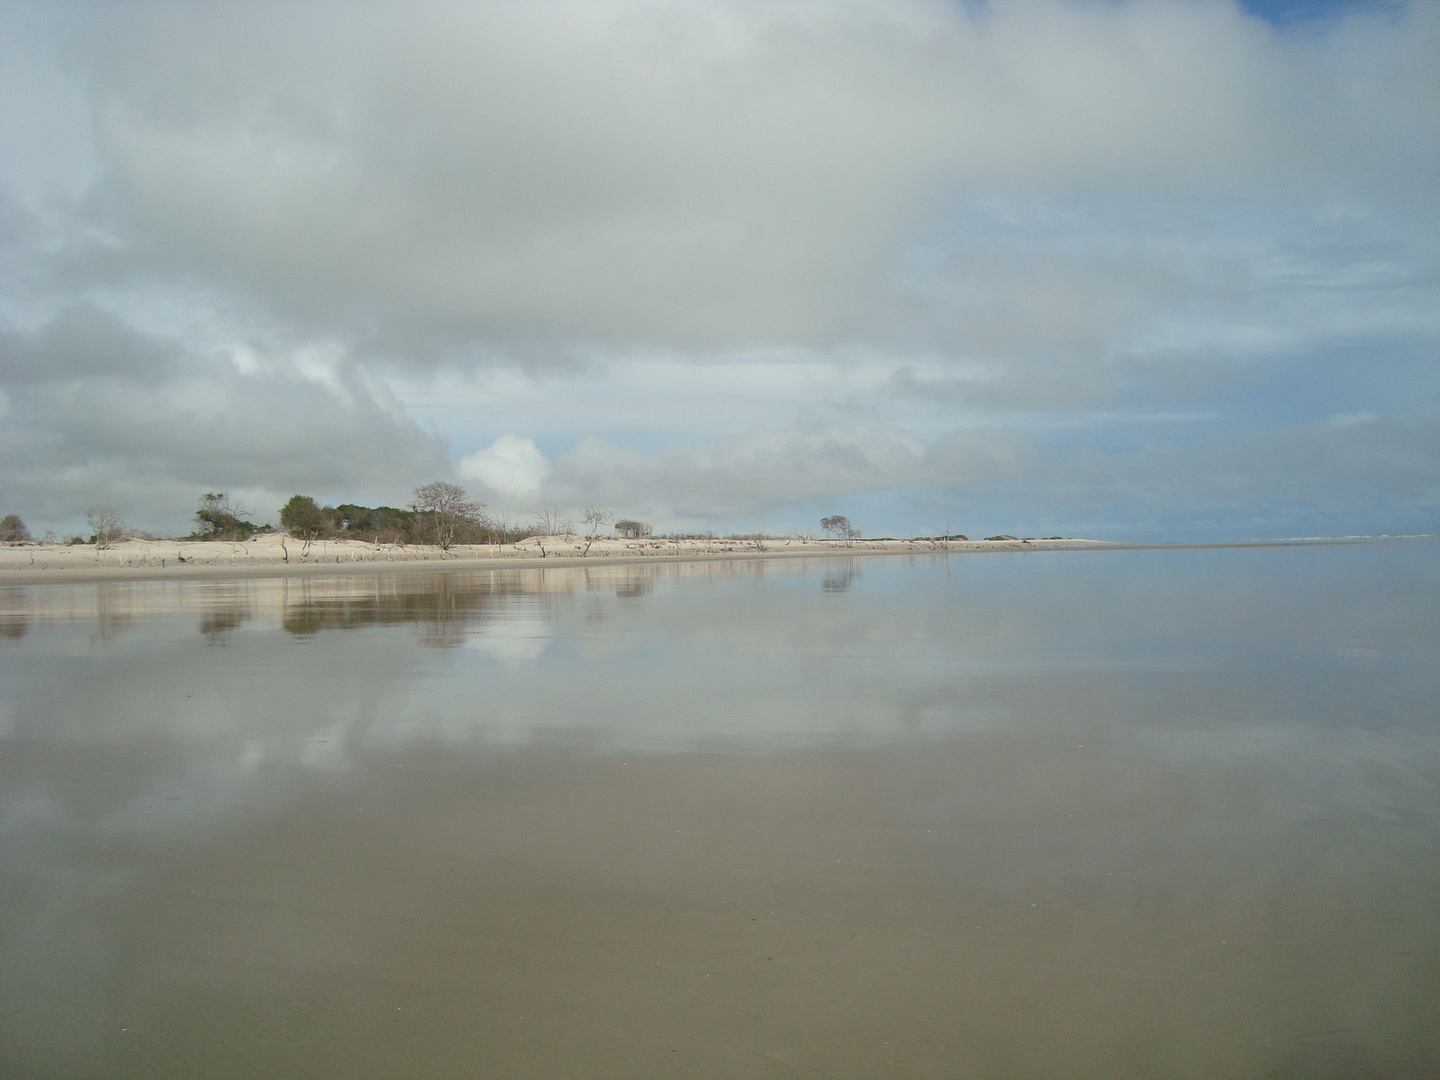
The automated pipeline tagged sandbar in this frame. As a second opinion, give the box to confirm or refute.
[0,533,1116,585]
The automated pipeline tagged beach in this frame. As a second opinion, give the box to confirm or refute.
[0,532,1109,584]
[2,539,1435,1079]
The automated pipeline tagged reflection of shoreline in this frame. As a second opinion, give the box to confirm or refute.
[0,559,837,640]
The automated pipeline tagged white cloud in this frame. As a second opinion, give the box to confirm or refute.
[1327,410,1376,427]
[457,434,550,500]
[463,616,553,666]
[539,424,1028,523]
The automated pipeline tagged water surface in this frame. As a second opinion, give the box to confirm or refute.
[1,543,1437,1078]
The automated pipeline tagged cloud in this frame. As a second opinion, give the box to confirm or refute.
[0,309,448,533]
[969,407,1440,534]
[0,0,1435,536]
[457,434,550,500]
[497,403,1438,536]
[56,0,1437,354]
[0,302,176,385]
[538,424,1033,522]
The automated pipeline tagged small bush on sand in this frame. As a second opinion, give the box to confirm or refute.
[0,514,31,543]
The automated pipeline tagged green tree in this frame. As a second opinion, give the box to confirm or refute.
[613,519,651,539]
[279,495,334,542]
[334,503,416,543]
[195,493,255,540]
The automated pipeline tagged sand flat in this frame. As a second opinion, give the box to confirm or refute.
[0,533,1110,584]
[3,541,1435,1078]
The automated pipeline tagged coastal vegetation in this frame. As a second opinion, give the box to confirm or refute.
[0,514,30,542]
[192,493,261,541]
[84,507,127,550]
[2,487,1072,550]
[614,519,652,539]
[820,515,861,541]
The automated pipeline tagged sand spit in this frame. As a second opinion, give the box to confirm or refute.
[0,532,1111,584]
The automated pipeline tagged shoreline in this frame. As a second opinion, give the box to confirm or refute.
[0,534,1402,587]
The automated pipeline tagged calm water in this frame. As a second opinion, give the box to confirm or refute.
[1,542,1437,1079]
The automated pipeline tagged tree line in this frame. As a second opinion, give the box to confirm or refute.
[2,489,1054,550]
[277,483,536,550]
[0,487,662,550]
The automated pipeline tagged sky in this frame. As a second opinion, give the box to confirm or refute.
[0,0,1435,542]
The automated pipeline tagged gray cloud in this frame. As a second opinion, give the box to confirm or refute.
[0,311,448,534]
[0,303,177,386]
[60,0,1438,352]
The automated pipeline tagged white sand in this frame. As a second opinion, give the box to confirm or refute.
[0,532,1105,583]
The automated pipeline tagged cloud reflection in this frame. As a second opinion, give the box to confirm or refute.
[1,545,1437,1076]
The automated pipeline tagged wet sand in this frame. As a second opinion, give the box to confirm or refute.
[2,543,1436,1078]
[5,741,1436,1079]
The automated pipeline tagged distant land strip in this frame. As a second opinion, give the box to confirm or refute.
[0,534,1428,586]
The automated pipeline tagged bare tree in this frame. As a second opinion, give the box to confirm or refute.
[411,481,485,551]
[86,507,127,550]
[532,503,573,537]
[487,510,516,547]
[581,505,613,554]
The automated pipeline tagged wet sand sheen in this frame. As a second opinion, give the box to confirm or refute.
[7,741,1436,1079]
[1,543,1437,1078]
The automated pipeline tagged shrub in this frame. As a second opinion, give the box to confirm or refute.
[195,493,256,540]
[614,519,652,539]
[280,495,335,541]
[85,507,127,549]
[0,514,30,543]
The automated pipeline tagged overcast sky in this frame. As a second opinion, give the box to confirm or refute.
[0,0,1435,540]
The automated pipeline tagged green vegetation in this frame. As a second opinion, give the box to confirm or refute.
[275,484,492,549]
[279,495,334,542]
[193,493,258,540]
[336,503,416,538]
[278,495,420,543]
[25,483,1018,549]
[614,519,652,539]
